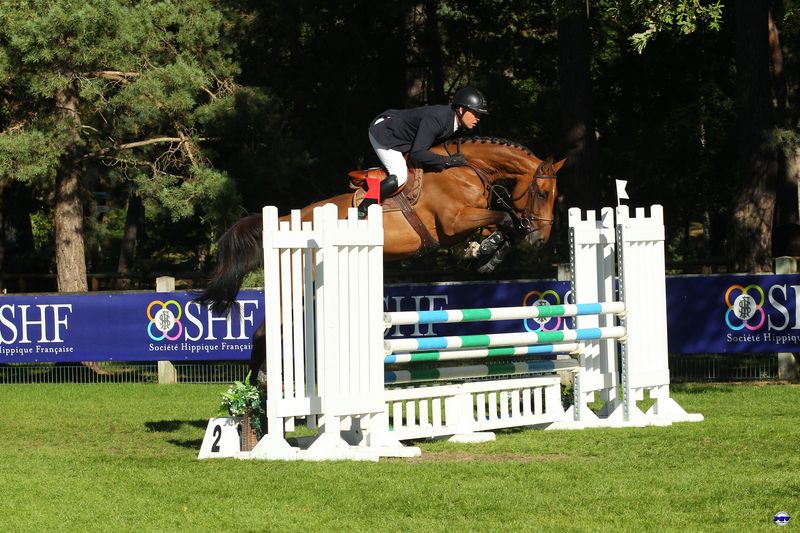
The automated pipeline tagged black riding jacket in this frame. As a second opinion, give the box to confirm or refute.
[368,105,459,171]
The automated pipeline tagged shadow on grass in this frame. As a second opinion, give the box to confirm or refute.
[145,419,208,432]
[168,438,204,449]
[145,419,209,450]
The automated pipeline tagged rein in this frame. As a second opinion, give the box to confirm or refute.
[443,138,557,233]
[466,160,557,233]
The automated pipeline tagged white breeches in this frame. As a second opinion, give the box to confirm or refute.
[369,127,408,186]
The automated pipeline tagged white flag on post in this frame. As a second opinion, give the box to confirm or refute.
[615,179,629,205]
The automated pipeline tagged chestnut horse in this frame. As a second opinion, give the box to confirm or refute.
[196,136,563,380]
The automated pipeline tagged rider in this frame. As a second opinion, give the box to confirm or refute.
[358,86,489,218]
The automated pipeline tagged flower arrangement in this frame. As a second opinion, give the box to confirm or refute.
[219,371,265,438]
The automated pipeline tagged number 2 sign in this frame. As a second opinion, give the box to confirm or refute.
[198,417,241,459]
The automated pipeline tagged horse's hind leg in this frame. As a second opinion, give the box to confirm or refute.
[248,320,267,387]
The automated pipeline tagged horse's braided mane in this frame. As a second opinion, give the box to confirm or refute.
[460,136,536,157]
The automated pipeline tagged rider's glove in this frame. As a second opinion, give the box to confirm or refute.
[444,154,468,168]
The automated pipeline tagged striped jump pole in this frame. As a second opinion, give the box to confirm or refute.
[385,342,580,364]
[385,301,625,328]
[384,326,626,354]
[385,359,580,385]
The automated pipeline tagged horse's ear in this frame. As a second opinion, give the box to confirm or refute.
[553,158,566,172]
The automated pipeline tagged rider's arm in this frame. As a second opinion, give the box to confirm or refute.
[407,114,451,170]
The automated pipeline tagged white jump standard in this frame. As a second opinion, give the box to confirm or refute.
[200,202,702,461]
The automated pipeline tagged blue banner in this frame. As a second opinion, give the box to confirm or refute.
[0,290,264,363]
[666,273,800,353]
[2,274,798,363]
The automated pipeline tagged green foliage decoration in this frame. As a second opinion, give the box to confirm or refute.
[219,371,265,437]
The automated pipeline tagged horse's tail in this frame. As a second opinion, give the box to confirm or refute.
[194,213,264,315]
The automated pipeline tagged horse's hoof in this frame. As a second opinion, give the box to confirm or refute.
[477,261,495,274]
[463,241,481,259]
[477,250,500,272]
[477,241,510,273]
[477,257,500,273]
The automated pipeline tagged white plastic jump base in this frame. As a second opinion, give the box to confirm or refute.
[200,202,701,461]
[247,432,420,462]
[383,375,566,441]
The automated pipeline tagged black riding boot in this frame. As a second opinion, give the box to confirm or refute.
[358,174,400,219]
[357,198,376,219]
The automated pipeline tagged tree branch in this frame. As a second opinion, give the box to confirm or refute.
[1,122,26,135]
[85,70,141,82]
[118,137,183,150]
[84,136,212,160]
[176,128,199,167]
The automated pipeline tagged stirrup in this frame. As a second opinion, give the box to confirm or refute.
[358,199,376,219]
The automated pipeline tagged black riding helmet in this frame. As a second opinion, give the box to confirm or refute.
[452,86,489,115]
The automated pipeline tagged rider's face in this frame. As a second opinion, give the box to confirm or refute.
[460,109,480,129]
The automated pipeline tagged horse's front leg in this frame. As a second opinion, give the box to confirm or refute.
[476,238,511,273]
[446,207,514,237]
[446,208,515,272]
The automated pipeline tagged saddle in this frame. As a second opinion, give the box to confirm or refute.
[347,168,421,207]
[346,167,438,255]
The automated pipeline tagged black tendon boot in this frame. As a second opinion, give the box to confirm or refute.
[358,174,400,219]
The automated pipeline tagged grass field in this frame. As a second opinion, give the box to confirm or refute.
[0,382,797,532]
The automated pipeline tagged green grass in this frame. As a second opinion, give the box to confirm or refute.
[0,383,797,532]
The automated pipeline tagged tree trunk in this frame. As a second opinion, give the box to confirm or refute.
[729,0,777,273]
[115,193,144,289]
[557,0,600,210]
[769,5,798,228]
[54,82,88,292]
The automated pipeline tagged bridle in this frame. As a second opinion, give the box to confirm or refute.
[443,139,557,235]
[522,160,558,230]
[467,159,557,235]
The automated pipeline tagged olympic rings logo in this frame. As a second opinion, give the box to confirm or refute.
[522,290,563,332]
[724,284,765,331]
[147,300,184,341]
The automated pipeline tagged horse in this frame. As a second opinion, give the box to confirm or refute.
[195,136,564,382]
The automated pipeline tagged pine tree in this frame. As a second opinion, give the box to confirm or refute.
[0,0,240,290]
